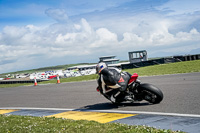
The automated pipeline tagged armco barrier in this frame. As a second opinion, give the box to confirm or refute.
[0,80,42,84]
[121,58,166,69]
[122,54,200,69]
[174,54,200,61]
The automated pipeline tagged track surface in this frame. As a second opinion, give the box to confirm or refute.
[1,72,200,115]
[1,72,200,132]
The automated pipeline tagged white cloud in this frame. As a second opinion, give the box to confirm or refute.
[96,28,117,41]
[1,15,200,73]
[89,28,118,48]
[122,32,143,43]
[54,18,94,47]
[45,8,69,22]
[1,3,200,73]
[74,24,81,30]
[175,28,200,41]
[2,26,27,42]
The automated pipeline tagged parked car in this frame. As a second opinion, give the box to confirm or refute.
[48,75,57,79]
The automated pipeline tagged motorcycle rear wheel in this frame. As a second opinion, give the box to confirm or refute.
[138,83,163,104]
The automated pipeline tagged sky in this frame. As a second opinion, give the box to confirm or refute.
[0,0,200,74]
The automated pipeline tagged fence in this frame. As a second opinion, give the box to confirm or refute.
[121,54,200,69]
[0,79,42,84]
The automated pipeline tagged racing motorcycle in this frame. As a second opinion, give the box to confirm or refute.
[96,73,163,104]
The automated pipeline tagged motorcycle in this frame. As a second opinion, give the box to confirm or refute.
[96,73,163,104]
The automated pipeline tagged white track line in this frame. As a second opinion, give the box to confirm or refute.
[0,107,74,111]
[1,107,200,118]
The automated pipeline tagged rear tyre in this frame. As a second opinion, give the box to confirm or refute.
[138,83,163,104]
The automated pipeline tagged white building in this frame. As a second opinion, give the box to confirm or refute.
[99,55,120,64]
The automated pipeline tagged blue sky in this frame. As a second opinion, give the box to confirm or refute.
[0,0,200,73]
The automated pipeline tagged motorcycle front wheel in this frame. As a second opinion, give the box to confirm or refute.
[138,83,163,104]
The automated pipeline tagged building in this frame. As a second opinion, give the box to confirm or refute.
[99,55,119,65]
[67,64,96,71]
[128,50,147,63]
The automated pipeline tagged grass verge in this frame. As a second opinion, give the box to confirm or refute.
[125,60,200,76]
[0,83,32,88]
[41,74,98,84]
[0,114,184,133]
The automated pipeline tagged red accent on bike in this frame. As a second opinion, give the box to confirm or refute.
[96,87,100,92]
[128,73,138,85]
[118,76,125,83]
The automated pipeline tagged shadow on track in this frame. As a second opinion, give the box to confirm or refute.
[77,102,151,110]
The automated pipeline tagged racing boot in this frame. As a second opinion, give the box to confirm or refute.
[124,94,134,102]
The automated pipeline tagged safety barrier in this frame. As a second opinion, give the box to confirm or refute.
[122,54,200,69]
[0,80,43,84]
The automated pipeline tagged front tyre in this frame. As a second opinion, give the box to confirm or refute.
[139,83,163,104]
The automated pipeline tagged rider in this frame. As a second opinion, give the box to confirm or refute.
[96,62,133,103]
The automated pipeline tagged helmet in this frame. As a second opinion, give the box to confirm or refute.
[96,62,107,74]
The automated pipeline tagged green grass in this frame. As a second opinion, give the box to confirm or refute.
[0,60,200,88]
[40,74,98,84]
[0,114,184,133]
[0,83,32,88]
[125,60,200,76]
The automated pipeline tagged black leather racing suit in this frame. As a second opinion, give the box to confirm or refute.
[97,67,131,102]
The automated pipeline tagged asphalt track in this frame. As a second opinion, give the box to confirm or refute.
[1,72,200,132]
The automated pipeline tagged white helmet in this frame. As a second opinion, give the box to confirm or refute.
[96,62,107,74]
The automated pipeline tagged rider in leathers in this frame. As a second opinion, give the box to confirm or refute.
[96,62,133,103]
